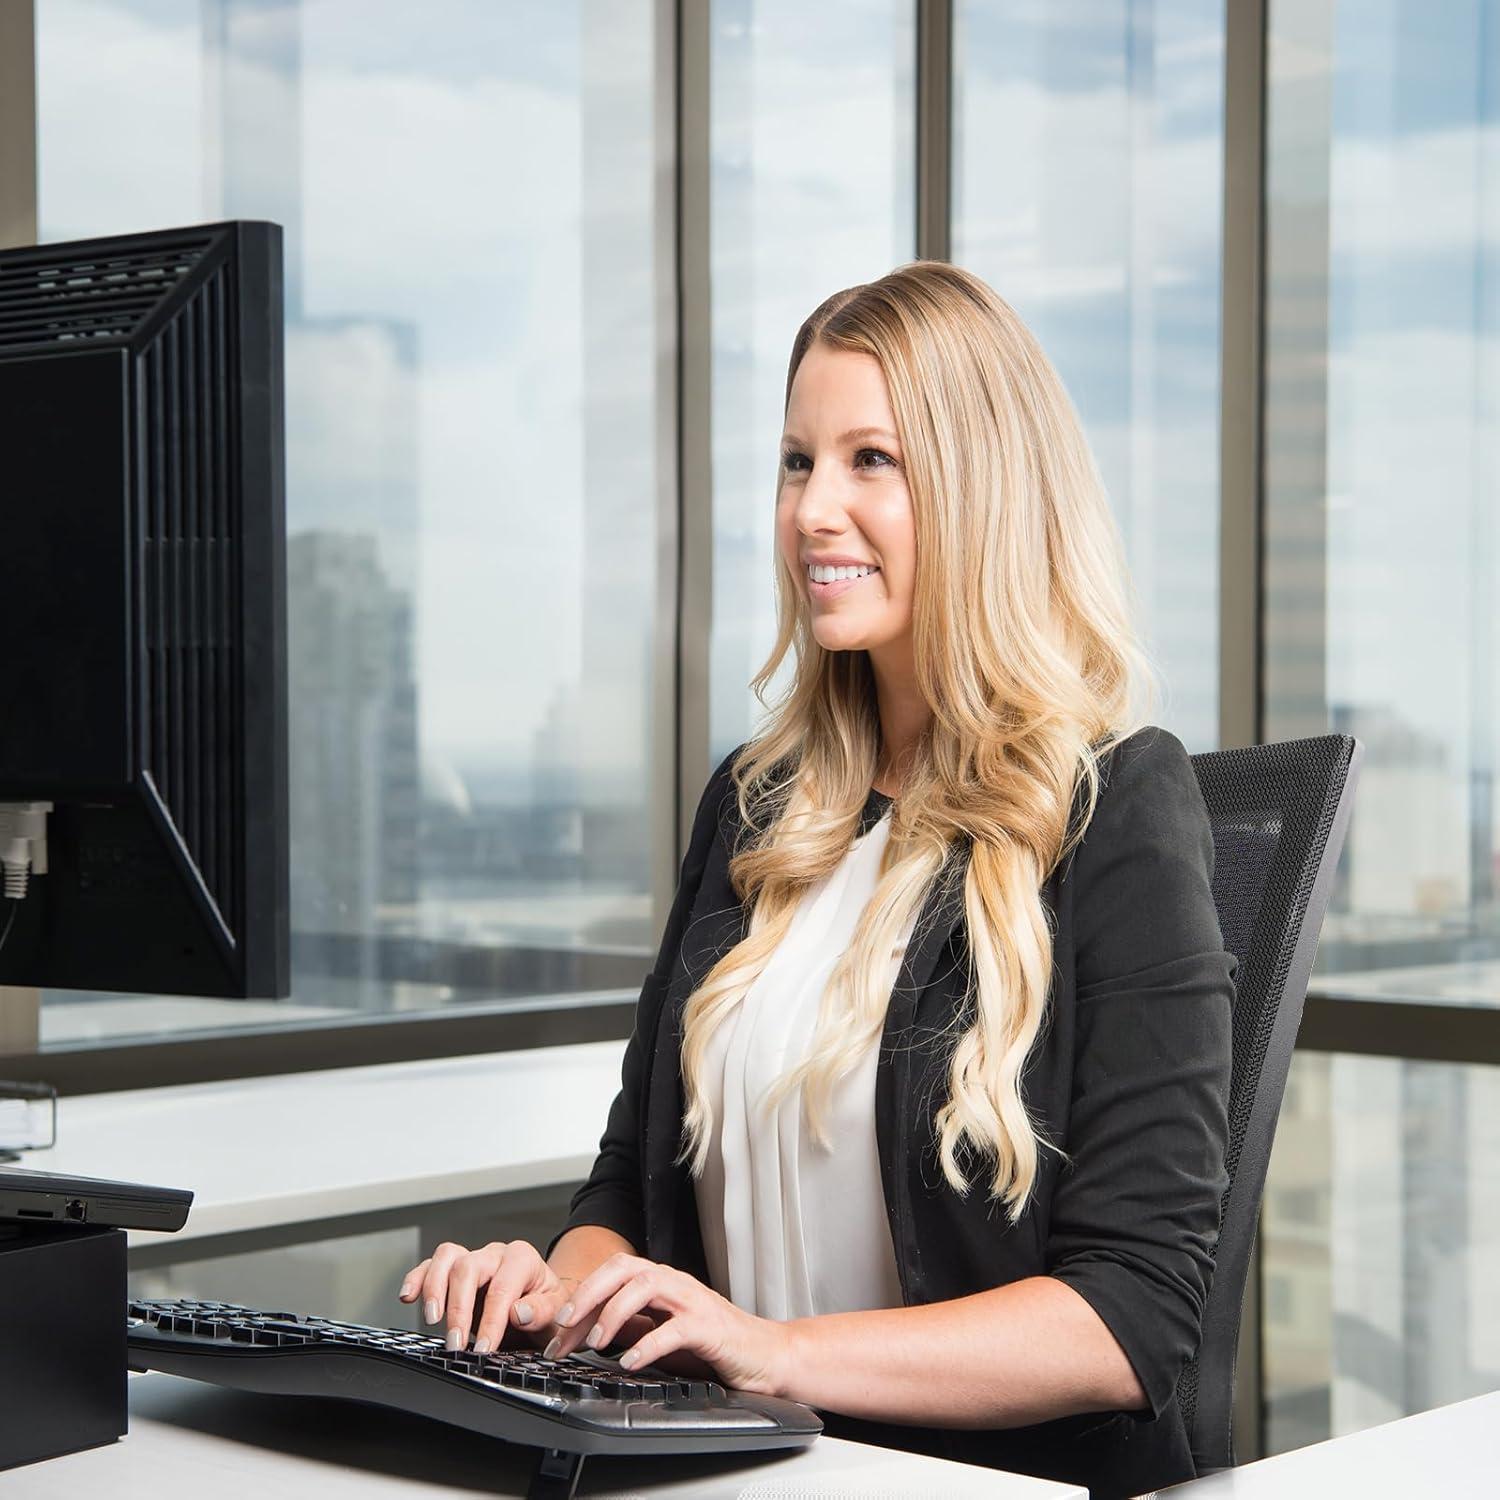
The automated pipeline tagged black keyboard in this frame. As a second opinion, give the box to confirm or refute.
[126,1297,821,1499]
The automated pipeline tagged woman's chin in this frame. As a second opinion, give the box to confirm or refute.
[811,621,870,652]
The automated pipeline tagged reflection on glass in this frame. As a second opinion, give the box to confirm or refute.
[35,0,663,1041]
[1263,0,1500,1455]
[708,0,917,766]
[1264,0,1500,997]
[1263,1052,1500,1453]
[953,0,1226,752]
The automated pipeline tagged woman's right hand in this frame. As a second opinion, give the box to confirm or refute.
[398,1239,572,1354]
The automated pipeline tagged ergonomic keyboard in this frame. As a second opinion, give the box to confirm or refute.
[126,1297,821,1499]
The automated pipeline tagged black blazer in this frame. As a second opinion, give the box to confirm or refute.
[547,725,1237,1498]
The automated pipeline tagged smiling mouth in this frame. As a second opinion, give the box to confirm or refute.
[808,568,879,600]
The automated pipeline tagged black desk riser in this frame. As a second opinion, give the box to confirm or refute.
[0,1219,128,1471]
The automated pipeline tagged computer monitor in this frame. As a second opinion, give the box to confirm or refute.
[0,220,288,999]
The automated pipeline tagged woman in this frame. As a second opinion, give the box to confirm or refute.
[398,260,1237,1496]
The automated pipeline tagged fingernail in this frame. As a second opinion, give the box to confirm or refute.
[474,1336,491,1354]
[620,1349,639,1368]
[543,1336,561,1360]
[556,1302,574,1327]
[424,1299,439,1325]
[445,1328,464,1351]
[399,1282,414,1299]
[513,1302,533,1325]
[586,1325,604,1349]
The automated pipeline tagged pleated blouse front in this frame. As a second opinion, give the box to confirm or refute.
[692,795,918,1322]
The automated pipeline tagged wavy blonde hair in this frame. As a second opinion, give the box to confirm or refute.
[677,260,1162,1223]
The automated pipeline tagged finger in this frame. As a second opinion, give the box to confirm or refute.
[417,1242,465,1328]
[581,1273,679,1356]
[550,1266,679,1361]
[471,1243,542,1353]
[444,1251,487,1350]
[614,1316,686,1374]
[397,1258,431,1302]
[553,1252,652,1336]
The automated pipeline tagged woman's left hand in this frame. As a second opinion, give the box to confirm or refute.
[540,1251,793,1396]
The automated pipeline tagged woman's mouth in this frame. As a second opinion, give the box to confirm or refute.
[807,564,879,601]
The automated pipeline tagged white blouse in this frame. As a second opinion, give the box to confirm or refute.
[692,803,918,1321]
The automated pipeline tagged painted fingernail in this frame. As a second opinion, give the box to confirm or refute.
[473,1336,491,1354]
[543,1336,562,1360]
[513,1302,533,1324]
[445,1327,464,1351]
[620,1350,639,1368]
[555,1303,574,1327]
[586,1325,604,1348]
[424,1299,439,1325]
[399,1281,414,1299]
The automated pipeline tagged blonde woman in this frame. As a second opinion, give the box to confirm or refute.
[399,261,1236,1497]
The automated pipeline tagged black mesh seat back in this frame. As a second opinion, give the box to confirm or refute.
[1175,733,1363,1474]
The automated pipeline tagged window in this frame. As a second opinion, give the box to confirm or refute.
[953,0,1227,751]
[1264,0,1500,995]
[1264,1053,1500,1453]
[707,0,917,764]
[35,0,666,1044]
[1261,0,1500,1454]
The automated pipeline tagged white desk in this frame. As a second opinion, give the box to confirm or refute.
[1163,1390,1500,1496]
[0,1371,1086,1498]
[24,1040,631,1254]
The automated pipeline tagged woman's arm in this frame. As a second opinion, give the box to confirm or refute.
[1044,727,1236,1421]
[776,1276,1146,1426]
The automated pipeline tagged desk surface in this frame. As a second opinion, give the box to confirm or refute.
[0,1371,1085,1498]
[24,1040,630,1248]
[1164,1389,1500,1496]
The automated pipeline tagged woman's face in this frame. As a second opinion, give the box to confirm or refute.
[776,343,916,659]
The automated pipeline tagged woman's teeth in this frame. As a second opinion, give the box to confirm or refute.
[807,564,879,583]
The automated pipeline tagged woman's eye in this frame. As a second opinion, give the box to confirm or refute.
[779,448,894,471]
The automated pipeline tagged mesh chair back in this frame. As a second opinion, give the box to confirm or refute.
[1177,733,1363,1473]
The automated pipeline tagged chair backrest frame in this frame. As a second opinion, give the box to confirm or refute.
[1178,732,1364,1473]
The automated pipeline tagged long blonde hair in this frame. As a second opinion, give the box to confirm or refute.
[677,260,1161,1223]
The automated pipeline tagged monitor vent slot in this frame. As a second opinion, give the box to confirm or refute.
[0,237,213,352]
[139,262,240,932]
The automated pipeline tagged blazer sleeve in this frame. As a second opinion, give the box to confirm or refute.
[544,745,742,1261]
[1045,725,1237,1421]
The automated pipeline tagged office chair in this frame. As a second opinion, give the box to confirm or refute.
[1177,732,1364,1475]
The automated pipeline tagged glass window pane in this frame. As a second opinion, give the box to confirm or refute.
[707,0,917,765]
[1263,0,1500,1456]
[953,0,1227,752]
[35,0,665,1043]
[1263,1052,1500,1452]
[1264,0,1500,1002]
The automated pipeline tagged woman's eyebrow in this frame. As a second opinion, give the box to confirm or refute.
[780,426,899,447]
